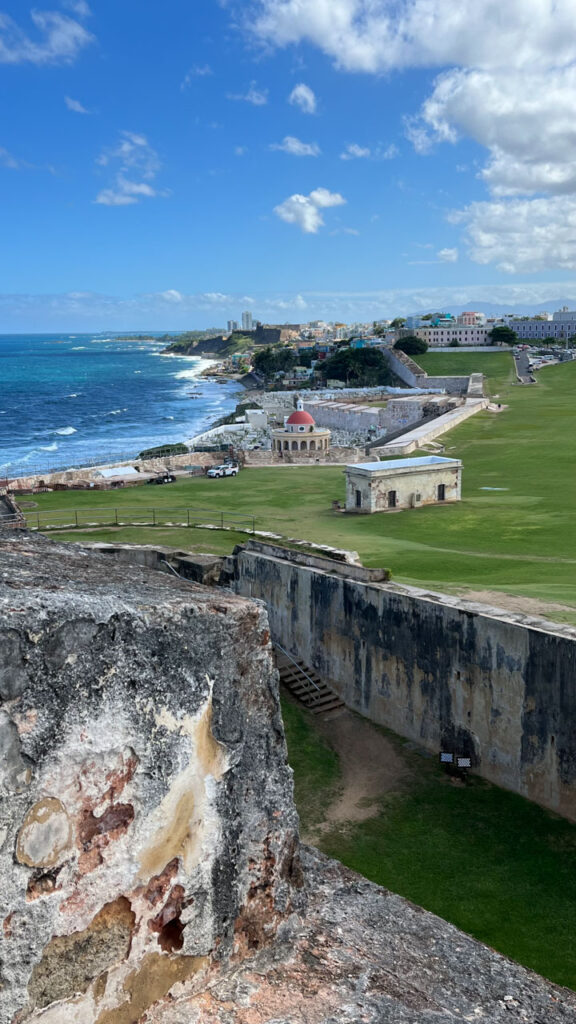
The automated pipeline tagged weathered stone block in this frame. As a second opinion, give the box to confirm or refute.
[0,532,301,1023]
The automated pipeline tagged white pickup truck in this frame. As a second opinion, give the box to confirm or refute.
[207,463,239,478]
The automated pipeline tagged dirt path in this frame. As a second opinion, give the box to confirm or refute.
[455,588,576,620]
[307,707,410,838]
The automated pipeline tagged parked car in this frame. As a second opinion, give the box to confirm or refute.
[207,463,239,478]
[147,473,176,485]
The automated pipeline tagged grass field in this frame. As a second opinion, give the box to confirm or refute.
[29,355,576,616]
[282,696,576,990]
[416,349,516,392]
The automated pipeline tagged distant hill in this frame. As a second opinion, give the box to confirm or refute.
[410,299,576,318]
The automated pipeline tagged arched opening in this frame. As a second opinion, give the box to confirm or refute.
[283,440,289,450]
[309,439,316,451]
[291,440,298,450]
[300,440,307,450]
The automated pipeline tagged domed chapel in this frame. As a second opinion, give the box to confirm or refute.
[272,398,331,455]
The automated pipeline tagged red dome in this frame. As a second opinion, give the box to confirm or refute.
[286,410,315,425]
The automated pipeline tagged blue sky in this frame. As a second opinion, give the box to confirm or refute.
[1,0,576,330]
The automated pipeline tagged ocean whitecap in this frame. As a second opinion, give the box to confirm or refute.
[40,443,59,451]
[54,426,77,435]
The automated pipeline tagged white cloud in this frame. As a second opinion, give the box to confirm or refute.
[270,135,320,157]
[7,282,576,332]
[437,247,459,263]
[341,141,398,161]
[0,147,23,169]
[159,289,183,303]
[228,81,268,105]
[249,0,576,74]
[181,64,213,89]
[63,0,91,16]
[0,8,94,64]
[94,132,166,207]
[234,146,248,156]
[288,82,316,114]
[410,66,576,196]
[452,196,576,273]
[274,187,346,233]
[65,95,89,114]
[341,143,370,161]
[247,0,576,275]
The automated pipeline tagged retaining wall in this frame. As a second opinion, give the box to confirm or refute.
[233,543,576,820]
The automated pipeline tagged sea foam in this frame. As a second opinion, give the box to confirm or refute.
[55,426,77,435]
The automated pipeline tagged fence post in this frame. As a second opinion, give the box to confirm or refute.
[220,511,224,528]
[187,509,190,527]
[36,513,40,530]
[152,508,156,526]
[115,508,118,525]
[75,510,78,528]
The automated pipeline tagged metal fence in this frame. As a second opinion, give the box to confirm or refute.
[21,506,256,534]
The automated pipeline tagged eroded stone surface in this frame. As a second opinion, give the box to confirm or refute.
[144,847,576,1024]
[0,532,301,1023]
[16,798,73,869]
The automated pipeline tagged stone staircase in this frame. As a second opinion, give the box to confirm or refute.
[275,646,345,714]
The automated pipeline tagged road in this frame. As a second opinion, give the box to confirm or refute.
[514,350,535,384]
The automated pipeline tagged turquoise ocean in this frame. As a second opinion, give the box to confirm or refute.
[0,333,242,478]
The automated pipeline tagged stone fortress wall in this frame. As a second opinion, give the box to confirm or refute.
[231,541,576,821]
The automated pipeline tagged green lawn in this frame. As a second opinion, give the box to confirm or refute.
[282,698,576,990]
[29,357,576,615]
[416,350,516,392]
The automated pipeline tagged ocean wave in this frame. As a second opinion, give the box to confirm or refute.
[71,346,87,350]
[40,443,59,451]
[173,367,209,381]
[54,426,77,435]
[106,409,127,416]
[67,393,81,398]
[163,416,175,420]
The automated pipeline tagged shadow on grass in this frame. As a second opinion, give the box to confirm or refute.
[282,697,576,991]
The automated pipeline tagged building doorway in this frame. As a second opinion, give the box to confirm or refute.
[388,490,397,509]
[437,483,446,501]
[355,489,362,509]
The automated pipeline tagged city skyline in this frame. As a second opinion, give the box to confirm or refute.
[1,0,575,330]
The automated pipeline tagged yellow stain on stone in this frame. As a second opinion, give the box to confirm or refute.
[16,797,73,868]
[139,697,227,879]
[94,952,208,1024]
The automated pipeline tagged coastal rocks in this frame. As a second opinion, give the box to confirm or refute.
[0,531,301,1023]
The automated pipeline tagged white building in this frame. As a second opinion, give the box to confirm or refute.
[242,311,253,331]
[412,325,490,346]
[227,320,239,332]
[345,455,462,513]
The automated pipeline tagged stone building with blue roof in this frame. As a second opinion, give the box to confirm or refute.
[345,455,462,513]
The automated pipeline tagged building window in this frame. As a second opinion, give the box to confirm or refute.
[310,439,316,451]
[437,483,446,501]
[355,489,362,508]
[291,440,298,450]
[388,490,397,508]
[300,440,307,450]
